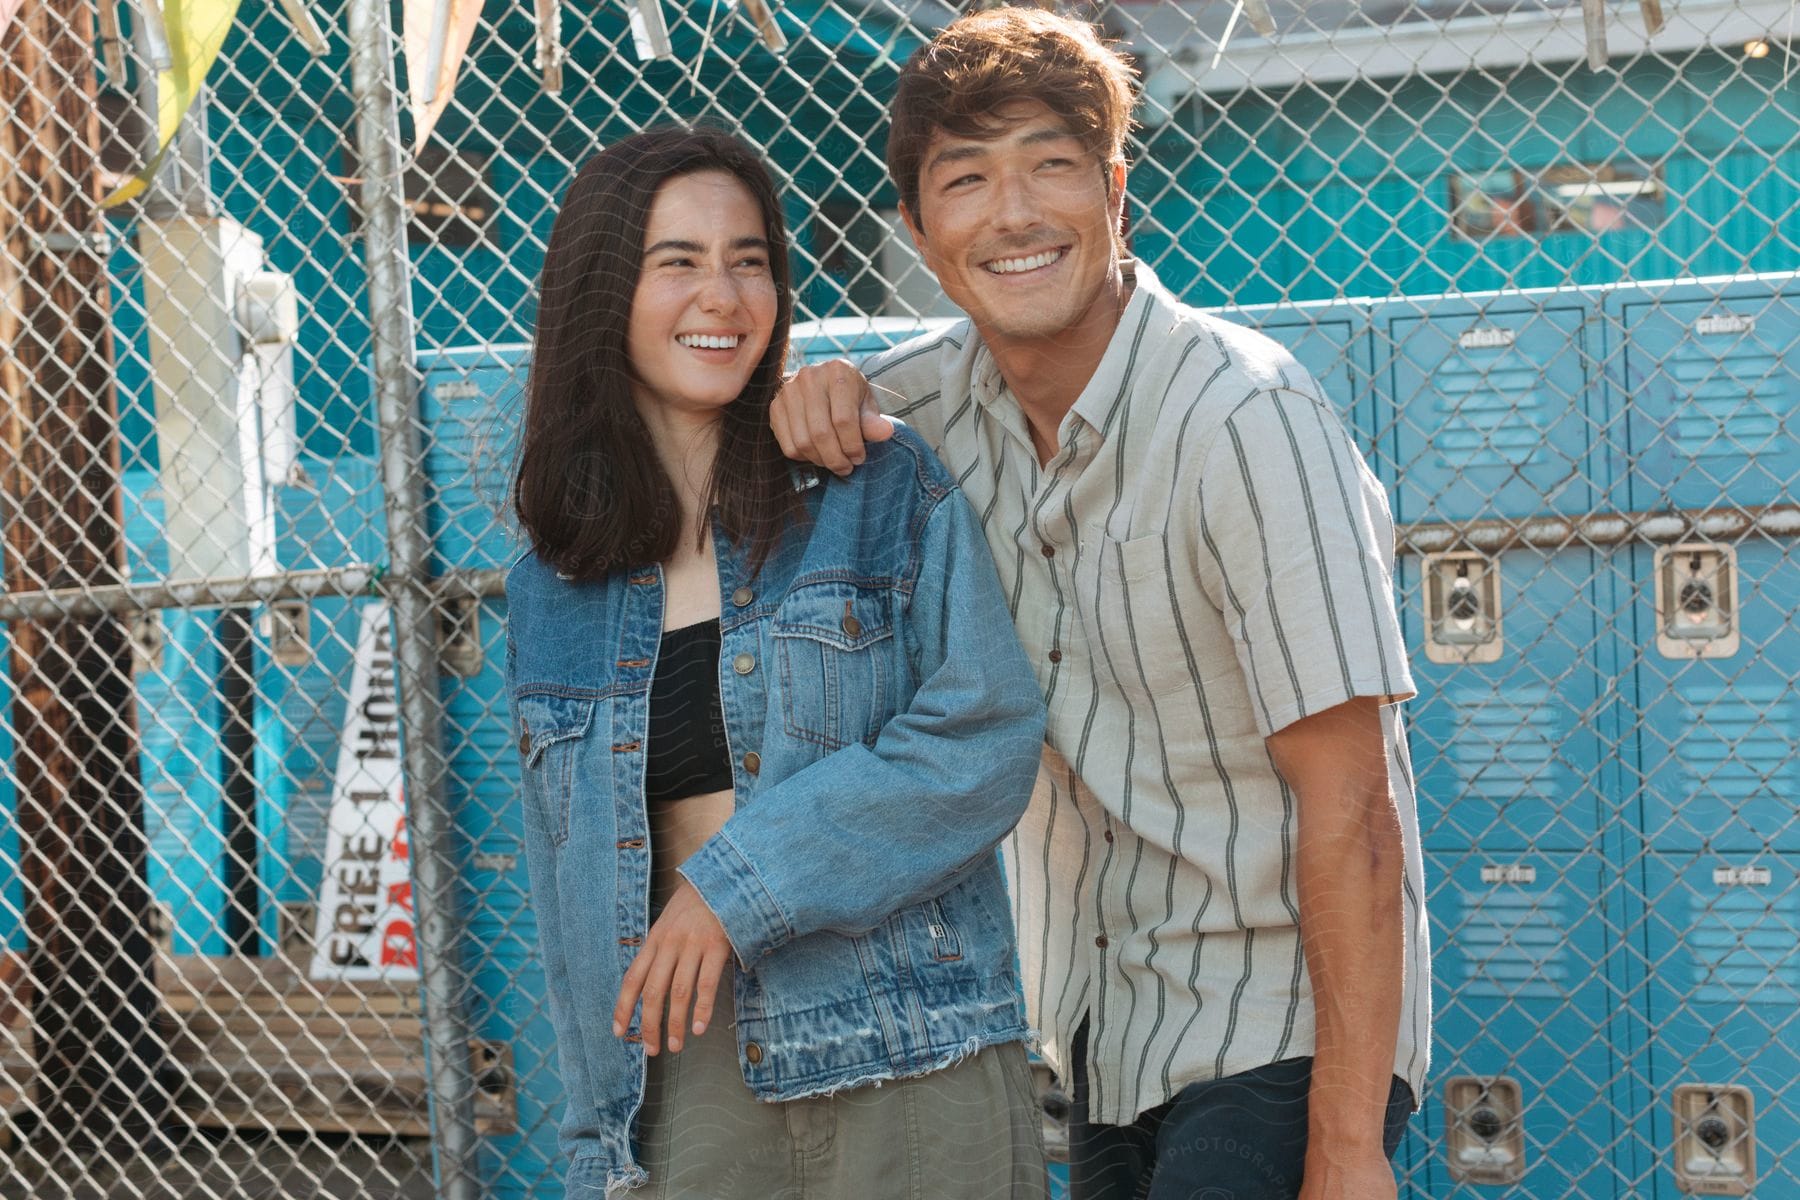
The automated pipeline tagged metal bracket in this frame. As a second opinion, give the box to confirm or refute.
[1672,1084,1756,1195]
[439,596,483,676]
[128,610,165,675]
[265,599,313,667]
[1445,1075,1526,1185]
[1654,543,1739,659]
[1423,551,1504,664]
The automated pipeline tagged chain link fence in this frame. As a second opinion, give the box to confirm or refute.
[2,0,1797,1195]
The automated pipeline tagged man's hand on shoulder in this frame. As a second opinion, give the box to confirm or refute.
[771,359,894,477]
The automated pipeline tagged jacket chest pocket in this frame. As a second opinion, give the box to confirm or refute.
[514,692,598,847]
[773,582,897,750]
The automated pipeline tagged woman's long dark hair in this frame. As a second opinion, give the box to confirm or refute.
[513,127,798,579]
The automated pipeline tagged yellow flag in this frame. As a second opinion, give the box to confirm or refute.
[404,0,484,148]
[101,0,242,207]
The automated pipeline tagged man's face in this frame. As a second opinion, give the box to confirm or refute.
[902,100,1124,344]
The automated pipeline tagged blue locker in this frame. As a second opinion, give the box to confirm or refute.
[1380,296,1600,523]
[1622,854,1800,1198]
[1422,851,1630,1200]
[1612,283,1800,514]
[1398,549,1613,854]
[1624,539,1800,855]
[440,607,562,1200]
[418,347,560,1198]
[1608,281,1800,855]
[1230,300,1377,452]
[417,345,530,574]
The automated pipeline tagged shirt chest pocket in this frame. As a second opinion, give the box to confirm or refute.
[514,692,599,846]
[773,581,898,751]
[1094,533,1195,702]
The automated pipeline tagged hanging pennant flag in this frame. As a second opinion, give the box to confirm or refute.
[534,0,563,92]
[274,0,329,55]
[403,0,483,147]
[100,0,241,207]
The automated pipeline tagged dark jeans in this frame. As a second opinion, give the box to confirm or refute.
[1067,1019,1414,1200]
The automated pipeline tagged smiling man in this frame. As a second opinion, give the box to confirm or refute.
[771,9,1431,1200]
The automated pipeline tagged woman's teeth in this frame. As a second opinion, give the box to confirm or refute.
[677,334,741,349]
[985,249,1064,275]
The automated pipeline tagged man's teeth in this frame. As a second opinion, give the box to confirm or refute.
[678,334,741,349]
[985,249,1064,275]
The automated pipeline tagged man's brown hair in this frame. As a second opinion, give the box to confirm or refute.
[886,7,1139,222]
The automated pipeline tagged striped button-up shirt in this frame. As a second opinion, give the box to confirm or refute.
[862,261,1431,1123]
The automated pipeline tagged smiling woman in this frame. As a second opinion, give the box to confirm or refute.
[505,126,1049,1199]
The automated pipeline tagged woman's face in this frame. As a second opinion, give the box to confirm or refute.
[627,170,778,419]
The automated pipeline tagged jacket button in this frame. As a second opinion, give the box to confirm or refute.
[841,614,862,638]
[517,731,531,756]
[743,751,761,775]
[1095,935,1109,950]
[745,1041,763,1065]
[732,586,754,607]
[733,652,756,675]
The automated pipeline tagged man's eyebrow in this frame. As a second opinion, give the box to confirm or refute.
[643,236,770,255]
[925,126,1083,174]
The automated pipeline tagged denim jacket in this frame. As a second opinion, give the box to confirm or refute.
[504,428,1046,1196]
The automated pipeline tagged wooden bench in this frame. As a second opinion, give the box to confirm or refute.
[0,953,515,1137]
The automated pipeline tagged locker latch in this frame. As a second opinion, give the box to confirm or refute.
[1445,1074,1525,1185]
[1654,544,1738,659]
[1672,1084,1756,1195]
[264,599,312,667]
[1424,551,1503,664]
[440,596,483,676]
[128,610,165,675]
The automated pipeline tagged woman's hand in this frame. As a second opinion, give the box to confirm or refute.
[612,877,734,1054]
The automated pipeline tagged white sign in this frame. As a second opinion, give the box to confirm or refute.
[309,602,418,981]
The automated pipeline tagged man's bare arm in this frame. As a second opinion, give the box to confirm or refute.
[1267,695,1406,1200]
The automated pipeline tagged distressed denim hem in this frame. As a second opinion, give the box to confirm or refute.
[747,1023,1032,1102]
[565,1156,647,1199]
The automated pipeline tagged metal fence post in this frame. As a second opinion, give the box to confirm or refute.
[343,0,481,1196]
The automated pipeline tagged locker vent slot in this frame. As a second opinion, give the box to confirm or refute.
[1667,341,1788,461]
[1431,345,1551,468]
[1458,881,1569,999]
[1447,687,1566,811]
[1686,879,1800,1007]
[1676,688,1794,815]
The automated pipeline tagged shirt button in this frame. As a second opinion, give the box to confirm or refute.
[732,586,754,607]
[1048,649,1063,664]
[517,731,531,756]
[841,613,862,638]
[1095,935,1109,950]
[733,652,756,675]
[1103,829,1114,843]
[745,1042,763,1065]
[743,751,761,775]
[1041,544,1055,558]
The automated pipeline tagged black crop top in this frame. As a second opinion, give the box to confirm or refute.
[644,619,734,803]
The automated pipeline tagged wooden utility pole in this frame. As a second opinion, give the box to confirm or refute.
[0,0,167,1148]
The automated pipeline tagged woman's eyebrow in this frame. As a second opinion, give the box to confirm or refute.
[643,236,770,255]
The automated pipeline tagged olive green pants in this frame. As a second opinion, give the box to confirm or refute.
[635,1016,1049,1199]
